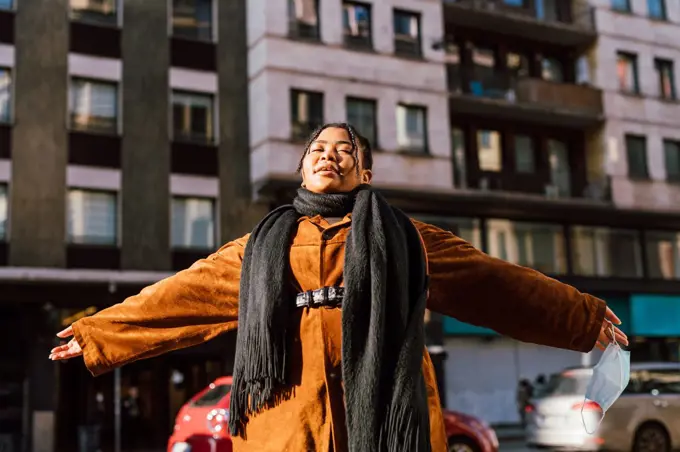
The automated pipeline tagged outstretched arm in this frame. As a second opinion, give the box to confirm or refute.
[414,221,626,352]
[50,235,248,376]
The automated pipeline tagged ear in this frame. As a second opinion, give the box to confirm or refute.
[361,169,373,184]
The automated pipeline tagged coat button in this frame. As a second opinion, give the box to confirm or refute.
[322,230,333,240]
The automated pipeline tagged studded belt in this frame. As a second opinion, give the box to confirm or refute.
[295,286,344,308]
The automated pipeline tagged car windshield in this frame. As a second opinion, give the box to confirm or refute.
[540,373,590,397]
[190,384,231,407]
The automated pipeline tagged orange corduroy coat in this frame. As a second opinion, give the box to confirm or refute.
[72,215,606,452]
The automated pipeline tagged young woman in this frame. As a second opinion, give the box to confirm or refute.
[50,123,627,452]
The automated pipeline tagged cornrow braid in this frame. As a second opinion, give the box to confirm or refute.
[295,122,373,175]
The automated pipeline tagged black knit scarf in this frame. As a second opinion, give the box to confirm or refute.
[229,185,431,451]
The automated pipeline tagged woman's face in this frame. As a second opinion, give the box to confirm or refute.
[301,127,372,194]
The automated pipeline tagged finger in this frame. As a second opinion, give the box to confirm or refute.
[50,344,70,354]
[56,325,74,339]
[604,307,621,325]
[614,329,629,346]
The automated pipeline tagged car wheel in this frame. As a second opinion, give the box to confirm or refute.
[634,424,670,452]
[448,436,481,452]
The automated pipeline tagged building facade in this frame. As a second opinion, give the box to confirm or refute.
[2,0,680,449]
[0,0,256,450]
[431,0,680,425]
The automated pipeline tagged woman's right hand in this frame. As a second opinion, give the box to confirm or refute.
[49,325,83,361]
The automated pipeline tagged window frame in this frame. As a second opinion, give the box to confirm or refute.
[611,0,632,13]
[290,89,324,142]
[0,0,14,11]
[342,1,373,50]
[288,0,321,41]
[171,89,217,145]
[396,103,428,154]
[393,9,422,58]
[170,195,217,251]
[625,134,649,180]
[571,225,643,278]
[647,0,667,20]
[171,0,216,43]
[0,183,8,242]
[68,76,121,136]
[0,67,12,125]
[663,139,680,183]
[346,96,378,149]
[616,51,640,95]
[654,58,676,100]
[69,0,121,27]
[66,188,120,247]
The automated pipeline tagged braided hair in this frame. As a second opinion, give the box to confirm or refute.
[295,122,374,176]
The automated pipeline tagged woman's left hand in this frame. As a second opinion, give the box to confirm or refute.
[595,307,629,351]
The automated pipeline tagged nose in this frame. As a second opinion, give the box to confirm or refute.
[320,146,338,161]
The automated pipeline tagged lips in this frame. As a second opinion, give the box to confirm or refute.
[315,164,340,175]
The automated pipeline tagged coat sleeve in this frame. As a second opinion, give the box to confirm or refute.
[414,220,606,352]
[71,234,249,377]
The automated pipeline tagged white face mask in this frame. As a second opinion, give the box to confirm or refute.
[581,322,631,434]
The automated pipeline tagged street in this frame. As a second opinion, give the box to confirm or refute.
[500,439,532,452]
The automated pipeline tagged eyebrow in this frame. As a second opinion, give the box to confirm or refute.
[312,140,353,146]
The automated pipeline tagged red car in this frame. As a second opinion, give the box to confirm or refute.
[168,377,498,452]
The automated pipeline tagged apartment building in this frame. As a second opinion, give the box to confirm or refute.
[0,0,257,450]
[426,0,680,425]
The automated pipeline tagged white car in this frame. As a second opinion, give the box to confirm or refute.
[526,363,680,452]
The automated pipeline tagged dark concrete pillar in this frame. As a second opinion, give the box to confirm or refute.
[217,0,256,242]
[120,0,171,270]
[10,0,69,267]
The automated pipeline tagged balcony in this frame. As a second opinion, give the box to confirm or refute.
[443,0,596,48]
[448,65,603,128]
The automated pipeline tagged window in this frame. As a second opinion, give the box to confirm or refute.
[69,78,119,134]
[0,68,10,123]
[67,189,118,246]
[0,184,6,241]
[412,216,482,249]
[343,2,371,49]
[172,0,213,41]
[70,0,118,25]
[611,0,631,12]
[487,220,567,274]
[548,139,571,197]
[477,130,502,172]
[625,135,649,179]
[288,0,320,40]
[542,57,564,82]
[291,89,324,141]
[571,226,642,278]
[646,369,680,394]
[0,0,12,10]
[172,91,215,144]
[515,135,535,173]
[647,0,667,19]
[655,59,676,100]
[664,140,680,182]
[645,231,680,280]
[396,105,427,152]
[617,52,639,94]
[535,0,560,21]
[393,10,421,57]
[190,383,231,407]
[346,97,377,147]
[171,197,215,250]
[452,128,467,188]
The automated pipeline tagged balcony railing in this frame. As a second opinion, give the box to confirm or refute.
[444,0,597,45]
[443,0,595,31]
[447,65,603,118]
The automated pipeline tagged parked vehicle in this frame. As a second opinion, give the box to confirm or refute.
[168,376,498,452]
[526,362,680,451]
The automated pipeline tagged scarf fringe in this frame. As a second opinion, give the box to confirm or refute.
[228,326,288,437]
[379,403,430,452]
